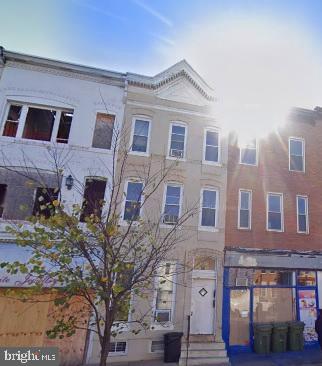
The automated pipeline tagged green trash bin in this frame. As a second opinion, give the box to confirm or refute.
[288,321,305,351]
[272,322,288,353]
[253,323,273,354]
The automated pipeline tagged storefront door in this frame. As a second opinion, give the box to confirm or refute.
[229,289,250,346]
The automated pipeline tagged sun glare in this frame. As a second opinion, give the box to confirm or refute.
[163,15,322,142]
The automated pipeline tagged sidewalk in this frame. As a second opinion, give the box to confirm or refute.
[111,347,322,366]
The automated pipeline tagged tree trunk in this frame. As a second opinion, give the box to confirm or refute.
[99,340,110,366]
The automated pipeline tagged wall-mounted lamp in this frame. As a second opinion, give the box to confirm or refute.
[65,175,74,190]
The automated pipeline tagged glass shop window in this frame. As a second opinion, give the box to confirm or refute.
[297,271,316,286]
[253,269,294,286]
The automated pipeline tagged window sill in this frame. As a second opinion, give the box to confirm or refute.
[266,229,284,232]
[239,161,258,167]
[198,226,219,232]
[202,160,222,167]
[108,352,127,357]
[151,323,174,331]
[166,156,186,162]
[289,169,305,173]
[160,223,182,230]
[128,151,150,157]
[297,231,309,235]
[238,227,252,231]
[118,220,140,227]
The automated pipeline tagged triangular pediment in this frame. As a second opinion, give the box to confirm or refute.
[155,76,208,106]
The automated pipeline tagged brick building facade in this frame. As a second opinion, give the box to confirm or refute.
[223,108,322,351]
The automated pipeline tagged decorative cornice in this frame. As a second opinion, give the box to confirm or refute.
[127,61,214,101]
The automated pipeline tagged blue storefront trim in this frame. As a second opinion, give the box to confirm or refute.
[222,267,319,353]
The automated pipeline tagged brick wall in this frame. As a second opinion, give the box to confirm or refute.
[225,109,322,251]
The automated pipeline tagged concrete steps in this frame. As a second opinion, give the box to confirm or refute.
[179,337,230,366]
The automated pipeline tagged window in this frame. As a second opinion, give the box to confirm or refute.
[169,123,186,159]
[150,340,164,353]
[238,190,252,229]
[123,181,143,222]
[109,342,127,354]
[131,118,150,153]
[32,187,59,219]
[163,184,182,225]
[2,103,74,143]
[154,262,176,324]
[267,193,283,231]
[200,188,218,228]
[297,195,308,233]
[239,139,257,165]
[2,105,22,137]
[289,138,305,172]
[0,184,7,218]
[114,264,133,322]
[80,178,107,222]
[22,107,56,141]
[297,271,316,286]
[254,270,294,286]
[92,113,115,149]
[56,111,73,143]
[204,129,219,163]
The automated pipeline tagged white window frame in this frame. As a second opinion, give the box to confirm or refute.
[266,192,284,232]
[149,340,164,354]
[203,127,220,165]
[1,102,73,144]
[167,122,187,160]
[289,137,305,172]
[120,180,144,225]
[108,341,127,356]
[239,139,258,166]
[129,116,151,156]
[161,183,183,227]
[238,189,252,230]
[151,261,177,330]
[199,187,219,232]
[296,195,309,234]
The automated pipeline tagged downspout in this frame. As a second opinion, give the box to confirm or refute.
[0,46,5,65]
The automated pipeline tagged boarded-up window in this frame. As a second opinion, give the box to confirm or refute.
[80,178,107,222]
[32,187,59,219]
[0,184,7,217]
[92,113,115,149]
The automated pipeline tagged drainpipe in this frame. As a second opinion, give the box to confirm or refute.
[0,46,5,65]
[185,314,190,366]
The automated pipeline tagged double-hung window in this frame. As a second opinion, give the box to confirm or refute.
[123,181,143,222]
[238,190,252,229]
[168,123,186,159]
[204,129,219,163]
[163,184,182,225]
[200,188,218,229]
[297,195,309,234]
[239,139,257,165]
[2,103,73,143]
[0,184,7,218]
[154,262,176,324]
[267,193,283,231]
[92,113,115,149]
[131,118,150,153]
[289,138,305,172]
[80,178,107,222]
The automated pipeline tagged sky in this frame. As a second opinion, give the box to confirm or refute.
[2,0,322,140]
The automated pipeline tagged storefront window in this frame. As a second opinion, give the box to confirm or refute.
[253,288,296,323]
[227,268,254,287]
[298,289,318,341]
[297,271,316,286]
[253,270,294,286]
[230,289,250,345]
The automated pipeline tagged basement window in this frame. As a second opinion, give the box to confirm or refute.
[109,342,127,355]
[92,113,115,149]
[0,184,7,218]
[32,187,59,219]
[150,340,164,353]
[80,178,107,222]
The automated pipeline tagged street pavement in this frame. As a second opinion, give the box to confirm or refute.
[110,347,322,366]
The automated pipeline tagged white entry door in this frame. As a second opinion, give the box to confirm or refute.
[190,277,216,334]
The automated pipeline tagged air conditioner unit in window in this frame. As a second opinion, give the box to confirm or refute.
[163,214,178,225]
[235,278,248,286]
[155,309,171,323]
[170,149,184,158]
